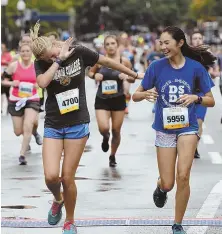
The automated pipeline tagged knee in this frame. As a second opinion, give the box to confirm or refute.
[23,122,34,134]
[112,129,121,138]
[161,179,174,192]
[99,127,109,136]
[14,128,23,136]
[45,174,60,186]
[176,172,190,187]
[61,175,74,187]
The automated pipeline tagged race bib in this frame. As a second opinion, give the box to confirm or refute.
[102,80,118,94]
[56,88,79,115]
[18,82,34,98]
[163,107,189,129]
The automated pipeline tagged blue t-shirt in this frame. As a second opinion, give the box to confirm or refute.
[141,57,213,134]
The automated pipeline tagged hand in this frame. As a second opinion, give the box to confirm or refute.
[118,73,128,80]
[95,73,103,81]
[137,72,145,80]
[176,94,198,107]
[126,76,136,83]
[34,83,39,89]
[144,88,158,102]
[12,80,20,87]
[58,37,74,61]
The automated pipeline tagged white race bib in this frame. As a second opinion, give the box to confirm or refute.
[18,82,34,98]
[56,88,79,115]
[102,80,118,94]
[163,107,189,129]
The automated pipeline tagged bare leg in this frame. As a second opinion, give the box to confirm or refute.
[175,134,198,223]
[43,138,63,201]
[62,136,88,221]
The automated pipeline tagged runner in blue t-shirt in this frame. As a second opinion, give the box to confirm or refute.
[190,31,216,158]
[132,26,216,234]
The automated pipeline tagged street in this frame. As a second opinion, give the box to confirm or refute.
[1,78,222,234]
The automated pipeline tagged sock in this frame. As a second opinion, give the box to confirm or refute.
[55,199,63,204]
[174,222,182,226]
[159,188,166,193]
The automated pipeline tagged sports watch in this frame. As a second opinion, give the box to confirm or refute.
[195,96,203,104]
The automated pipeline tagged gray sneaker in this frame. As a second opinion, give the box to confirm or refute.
[33,132,43,145]
[172,224,186,234]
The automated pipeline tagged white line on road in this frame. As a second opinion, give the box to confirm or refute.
[186,180,222,234]
[201,134,214,144]
[209,152,222,164]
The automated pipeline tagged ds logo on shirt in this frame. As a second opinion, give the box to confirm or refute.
[169,85,184,102]
[161,79,191,106]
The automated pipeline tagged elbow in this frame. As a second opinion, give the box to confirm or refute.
[211,99,215,107]
[205,99,215,107]
[37,76,48,89]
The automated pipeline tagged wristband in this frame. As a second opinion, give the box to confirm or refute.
[195,96,203,104]
[54,58,63,66]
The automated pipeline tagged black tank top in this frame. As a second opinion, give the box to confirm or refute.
[96,57,124,99]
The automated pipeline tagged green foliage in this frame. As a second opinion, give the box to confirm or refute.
[5,0,85,33]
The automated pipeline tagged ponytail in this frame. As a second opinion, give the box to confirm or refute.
[181,43,216,69]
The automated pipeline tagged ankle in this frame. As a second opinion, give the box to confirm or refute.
[65,219,74,223]
[174,222,182,226]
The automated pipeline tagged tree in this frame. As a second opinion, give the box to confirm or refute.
[6,0,85,34]
[189,0,217,20]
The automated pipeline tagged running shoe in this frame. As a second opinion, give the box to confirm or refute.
[33,132,43,145]
[19,156,27,165]
[109,155,117,167]
[62,221,77,234]
[101,134,110,152]
[194,149,200,159]
[172,224,186,234]
[153,186,168,208]
[48,200,64,225]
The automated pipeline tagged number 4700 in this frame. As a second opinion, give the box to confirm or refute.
[167,115,185,123]
[62,97,78,106]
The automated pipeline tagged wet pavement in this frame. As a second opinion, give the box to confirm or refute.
[1,78,222,234]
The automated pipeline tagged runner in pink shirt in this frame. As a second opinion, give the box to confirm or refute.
[2,43,43,165]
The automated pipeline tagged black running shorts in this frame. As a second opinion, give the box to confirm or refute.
[95,95,126,111]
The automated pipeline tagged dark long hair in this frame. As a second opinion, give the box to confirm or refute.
[162,26,216,69]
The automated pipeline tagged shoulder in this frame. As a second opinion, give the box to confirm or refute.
[6,61,17,74]
[185,57,203,68]
[34,59,52,72]
[150,57,167,67]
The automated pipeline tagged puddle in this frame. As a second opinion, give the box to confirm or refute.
[84,145,92,152]
[42,189,51,194]
[96,188,121,192]
[2,217,32,220]
[10,177,39,180]
[74,177,90,180]
[1,205,36,209]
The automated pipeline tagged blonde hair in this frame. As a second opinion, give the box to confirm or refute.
[30,20,52,59]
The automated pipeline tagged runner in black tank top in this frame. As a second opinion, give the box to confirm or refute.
[89,35,133,167]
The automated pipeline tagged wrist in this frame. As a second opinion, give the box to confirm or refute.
[194,95,203,104]
[54,58,63,66]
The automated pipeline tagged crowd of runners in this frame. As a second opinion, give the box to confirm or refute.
[1,20,222,234]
